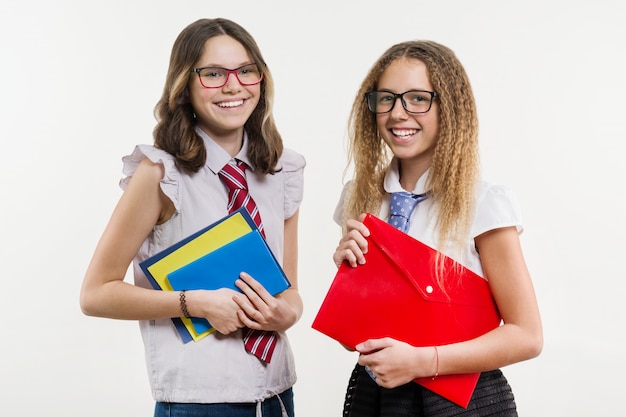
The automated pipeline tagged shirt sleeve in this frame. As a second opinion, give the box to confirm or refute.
[471,183,524,238]
[119,144,181,211]
[280,148,306,219]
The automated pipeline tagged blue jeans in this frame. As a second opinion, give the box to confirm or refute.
[154,388,294,417]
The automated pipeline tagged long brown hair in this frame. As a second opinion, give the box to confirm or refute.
[153,18,283,174]
[344,40,479,251]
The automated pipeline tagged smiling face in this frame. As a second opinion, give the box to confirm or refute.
[189,35,261,149]
[376,58,439,179]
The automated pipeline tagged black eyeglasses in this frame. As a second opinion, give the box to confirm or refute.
[191,63,263,88]
[365,90,438,114]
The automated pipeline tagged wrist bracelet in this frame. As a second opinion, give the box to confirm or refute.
[179,290,191,318]
[432,346,439,380]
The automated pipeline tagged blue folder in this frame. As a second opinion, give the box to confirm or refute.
[138,208,257,342]
[166,229,291,334]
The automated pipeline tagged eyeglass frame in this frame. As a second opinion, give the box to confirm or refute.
[364,89,438,114]
[191,63,264,89]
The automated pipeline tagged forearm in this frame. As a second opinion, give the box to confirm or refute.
[430,322,543,377]
[81,279,183,320]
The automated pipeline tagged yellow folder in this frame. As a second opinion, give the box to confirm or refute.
[140,208,255,342]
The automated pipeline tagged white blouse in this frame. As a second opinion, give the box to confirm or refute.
[121,127,305,403]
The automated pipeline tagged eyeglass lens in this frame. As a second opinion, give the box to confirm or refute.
[366,90,434,114]
[196,64,262,88]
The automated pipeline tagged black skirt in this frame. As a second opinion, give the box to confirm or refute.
[343,364,518,417]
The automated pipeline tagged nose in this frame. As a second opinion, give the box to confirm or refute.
[222,71,242,91]
[389,97,408,119]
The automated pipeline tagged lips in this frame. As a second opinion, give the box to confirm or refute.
[216,99,244,108]
[391,128,418,138]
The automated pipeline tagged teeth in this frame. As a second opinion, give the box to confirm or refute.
[218,100,244,108]
[392,129,417,137]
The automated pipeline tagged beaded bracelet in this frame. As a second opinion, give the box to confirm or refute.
[179,290,191,318]
[432,346,439,380]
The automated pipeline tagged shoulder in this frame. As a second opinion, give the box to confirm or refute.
[121,145,176,178]
[472,181,523,237]
[133,157,166,182]
[120,144,182,210]
[332,180,355,226]
[475,181,518,205]
[277,148,306,219]
[278,148,306,172]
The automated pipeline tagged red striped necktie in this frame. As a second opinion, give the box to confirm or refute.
[218,160,277,363]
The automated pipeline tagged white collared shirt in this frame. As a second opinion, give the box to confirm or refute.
[120,128,305,403]
[334,158,522,277]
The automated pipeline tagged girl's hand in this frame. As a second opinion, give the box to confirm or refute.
[233,272,298,332]
[333,213,370,268]
[186,288,245,335]
[356,338,436,388]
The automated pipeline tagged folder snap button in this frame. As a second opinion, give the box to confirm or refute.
[426,285,433,294]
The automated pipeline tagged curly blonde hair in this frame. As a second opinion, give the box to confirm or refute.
[343,40,479,251]
[153,18,283,174]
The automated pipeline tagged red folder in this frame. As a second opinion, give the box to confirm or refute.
[311,213,501,408]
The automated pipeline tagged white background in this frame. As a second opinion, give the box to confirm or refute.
[1,1,625,415]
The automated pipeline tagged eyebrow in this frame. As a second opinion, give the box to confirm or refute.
[376,88,433,93]
[195,61,255,69]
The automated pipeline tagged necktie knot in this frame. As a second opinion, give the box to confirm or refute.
[219,161,262,228]
[388,191,428,233]
[218,160,247,191]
